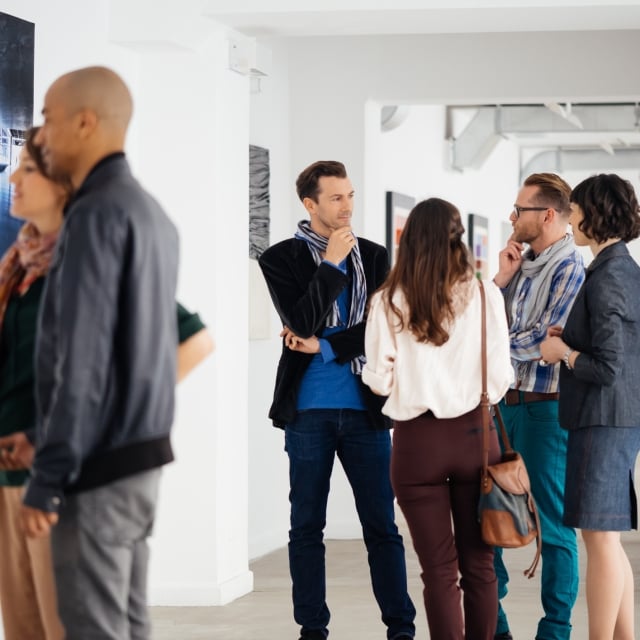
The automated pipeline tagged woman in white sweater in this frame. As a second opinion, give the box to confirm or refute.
[363,197,513,640]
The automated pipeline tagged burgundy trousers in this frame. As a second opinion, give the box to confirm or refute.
[391,407,500,640]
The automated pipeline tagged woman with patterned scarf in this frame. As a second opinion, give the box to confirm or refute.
[0,126,68,639]
[0,128,215,640]
[0,127,215,640]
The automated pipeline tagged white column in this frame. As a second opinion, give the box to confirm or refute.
[110,15,254,604]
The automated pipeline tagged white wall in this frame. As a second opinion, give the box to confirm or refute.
[1,0,254,606]
[247,39,293,559]
[133,33,254,605]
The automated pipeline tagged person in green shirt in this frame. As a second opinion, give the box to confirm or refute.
[0,127,213,640]
[177,301,215,382]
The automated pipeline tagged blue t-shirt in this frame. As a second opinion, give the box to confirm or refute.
[296,260,365,411]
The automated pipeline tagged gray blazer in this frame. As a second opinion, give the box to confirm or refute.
[559,241,640,429]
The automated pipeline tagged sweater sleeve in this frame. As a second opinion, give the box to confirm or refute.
[176,302,206,344]
[571,275,625,387]
[362,293,396,396]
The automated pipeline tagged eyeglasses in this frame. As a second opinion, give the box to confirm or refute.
[512,205,551,219]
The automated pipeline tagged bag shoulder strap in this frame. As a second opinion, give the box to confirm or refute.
[493,402,513,453]
[479,280,542,579]
[478,280,513,475]
[479,279,490,478]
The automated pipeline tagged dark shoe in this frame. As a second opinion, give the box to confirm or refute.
[394,636,414,639]
[299,631,326,640]
[494,633,513,640]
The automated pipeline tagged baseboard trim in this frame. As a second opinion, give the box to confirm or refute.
[149,570,254,606]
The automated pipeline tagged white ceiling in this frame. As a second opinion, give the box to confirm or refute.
[203,1,640,158]
[204,0,640,37]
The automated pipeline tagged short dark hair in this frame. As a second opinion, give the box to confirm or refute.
[570,174,640,243]
[523,173,571,216]
[295,161,347,202]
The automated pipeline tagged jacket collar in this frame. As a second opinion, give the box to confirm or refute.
[64,153,129,215]
[586,240,628,273]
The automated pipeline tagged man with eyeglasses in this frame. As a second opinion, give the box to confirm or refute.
[492,173,585,640]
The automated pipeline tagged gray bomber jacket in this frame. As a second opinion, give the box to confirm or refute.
[23,154,179,513]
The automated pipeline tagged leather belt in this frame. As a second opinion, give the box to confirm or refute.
[503,389,559,406]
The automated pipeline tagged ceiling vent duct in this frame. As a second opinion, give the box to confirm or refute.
[521,147,640,181]
[448,103,640,172]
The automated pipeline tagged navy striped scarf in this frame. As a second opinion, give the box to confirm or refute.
[295,219,367,374]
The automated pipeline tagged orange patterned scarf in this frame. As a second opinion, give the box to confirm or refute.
[0,223,59,334]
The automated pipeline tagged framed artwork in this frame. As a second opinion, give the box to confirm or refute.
[468,213,490,279]
[249,144,270,260]
[501,221,512,248]
[248,144,271,339]
[0,12,34,256]
[385,191,415,265]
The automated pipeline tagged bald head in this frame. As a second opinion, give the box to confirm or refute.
[53,66,133,137]
[36,66,134,188]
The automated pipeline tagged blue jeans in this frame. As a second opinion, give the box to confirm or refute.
[495,399,578,640]
[285,409,416,639]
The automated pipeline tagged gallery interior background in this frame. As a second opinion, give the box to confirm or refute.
[0,1,638,616]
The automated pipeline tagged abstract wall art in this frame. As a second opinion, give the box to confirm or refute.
[249,144,270,260]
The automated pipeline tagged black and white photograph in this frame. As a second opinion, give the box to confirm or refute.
[249,144,270,260]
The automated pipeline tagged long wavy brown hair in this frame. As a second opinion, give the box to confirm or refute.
[379,197,474,346]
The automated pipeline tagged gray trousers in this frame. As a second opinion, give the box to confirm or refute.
[51,469,162,640]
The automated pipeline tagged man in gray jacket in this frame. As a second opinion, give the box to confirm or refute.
[21,66,179,640]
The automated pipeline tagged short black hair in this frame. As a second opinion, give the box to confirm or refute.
[570,174,640,243]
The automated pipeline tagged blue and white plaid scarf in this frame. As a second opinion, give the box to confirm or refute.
[295,219,367,374]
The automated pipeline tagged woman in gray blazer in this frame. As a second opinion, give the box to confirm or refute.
[541,173,640,640]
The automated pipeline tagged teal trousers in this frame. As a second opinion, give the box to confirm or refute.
[494,398,578,640]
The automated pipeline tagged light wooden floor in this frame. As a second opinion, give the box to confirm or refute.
[151,516,640,639]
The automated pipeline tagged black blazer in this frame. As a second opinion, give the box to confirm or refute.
[258,236,391,429]
[559,241,640,429]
